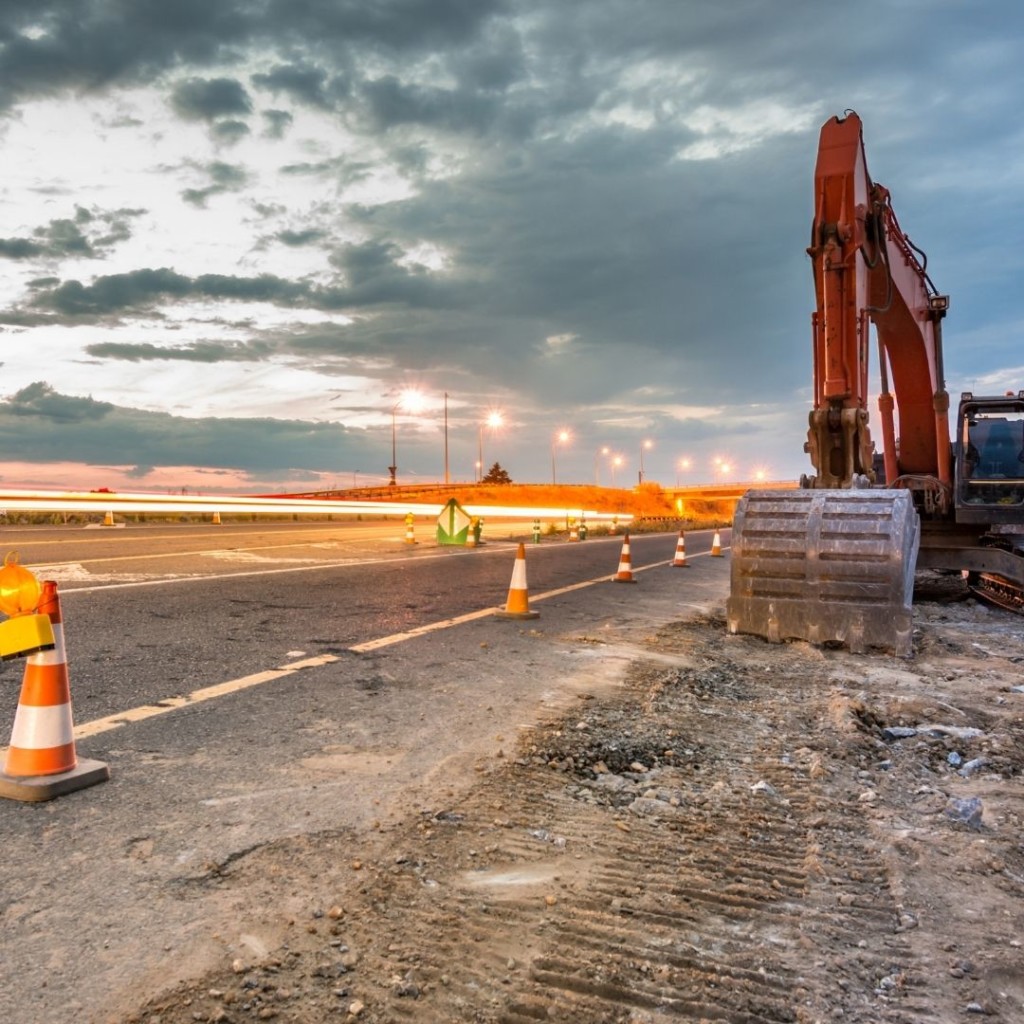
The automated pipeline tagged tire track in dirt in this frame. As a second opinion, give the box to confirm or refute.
[125,599,1024,1023]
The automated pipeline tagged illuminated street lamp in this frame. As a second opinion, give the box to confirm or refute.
[638,438,653,485]
[610,453,623,488]
[389,388,423,486]
[478,410,503,481]
[552,428,571,484]
[594,445,610,486]
[675,456,692,487]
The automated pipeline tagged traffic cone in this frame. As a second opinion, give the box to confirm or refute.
[212,511,222,525]
[0,581,109,802]
[405,518,417,545]
[670,530,689,567]
[495,543,540,619]
[711,530,723,557]
[613,533,638,583]
[102,510,115,527]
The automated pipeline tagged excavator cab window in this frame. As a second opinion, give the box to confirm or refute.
[960,410,1024,506]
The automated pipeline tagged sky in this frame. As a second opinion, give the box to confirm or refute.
[1,0,1023,495]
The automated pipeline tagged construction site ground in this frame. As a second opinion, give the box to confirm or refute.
[24,548,1024,1024]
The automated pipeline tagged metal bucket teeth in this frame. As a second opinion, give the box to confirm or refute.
[726,489,920,657]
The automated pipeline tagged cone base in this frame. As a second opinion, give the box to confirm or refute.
[0,758,109,803]
[613,577,638,584]
[670,562,690,568]
[495,609,540,620]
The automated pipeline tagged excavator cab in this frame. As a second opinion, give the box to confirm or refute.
[956,392,1024,520]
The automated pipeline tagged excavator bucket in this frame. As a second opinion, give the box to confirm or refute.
[726,489,920,657]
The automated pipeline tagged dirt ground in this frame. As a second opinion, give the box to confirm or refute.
[119,571,1024,1024]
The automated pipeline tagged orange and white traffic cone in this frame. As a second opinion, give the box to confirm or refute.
[670,530,689,567]
[212,511,222,525]
[613,533,638,583]
[710,530,723,557]
[495,543,540,619]
[0,581,109,802]
[102,510,115,527]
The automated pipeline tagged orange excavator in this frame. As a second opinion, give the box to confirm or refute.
[727,111,1024,656]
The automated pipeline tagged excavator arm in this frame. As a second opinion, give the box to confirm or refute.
[804,111,951,494]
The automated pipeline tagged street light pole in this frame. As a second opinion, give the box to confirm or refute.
[387,388,423,487]
[389,406,398,486]
[552,429,570,484]
[638,439,653,485]
[444,392,449,485]
[478,410,504,483]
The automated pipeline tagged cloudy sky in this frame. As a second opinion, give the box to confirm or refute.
[1,1,1022,494]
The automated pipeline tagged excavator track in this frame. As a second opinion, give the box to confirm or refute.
[727,489,920,657]
[969,572,1024,613]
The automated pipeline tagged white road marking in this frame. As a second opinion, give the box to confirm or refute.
[54,543,724,740]
[71,654,338,740]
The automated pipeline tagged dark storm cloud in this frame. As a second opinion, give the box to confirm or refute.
[279,155,373,189]
[261,108,293,138]
[0,206,146,262]
[170,76,253,121]
[27,267,310,317]
[358,76,503,134]
[274,228,328,248]
[180,160,249,207]
[0,0,508,114]
[0,382,365,475]
[14,233,461,320]
[251,62,337,109]
[6,382,113,423]
[84,340,273,363]
[210,119,251,145]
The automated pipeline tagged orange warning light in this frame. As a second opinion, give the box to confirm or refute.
[0,552,43,617]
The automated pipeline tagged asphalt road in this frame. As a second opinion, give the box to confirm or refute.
[1,521,723,727]
[0,520,732,1024]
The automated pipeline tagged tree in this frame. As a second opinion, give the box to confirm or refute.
[482,461,512,484]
